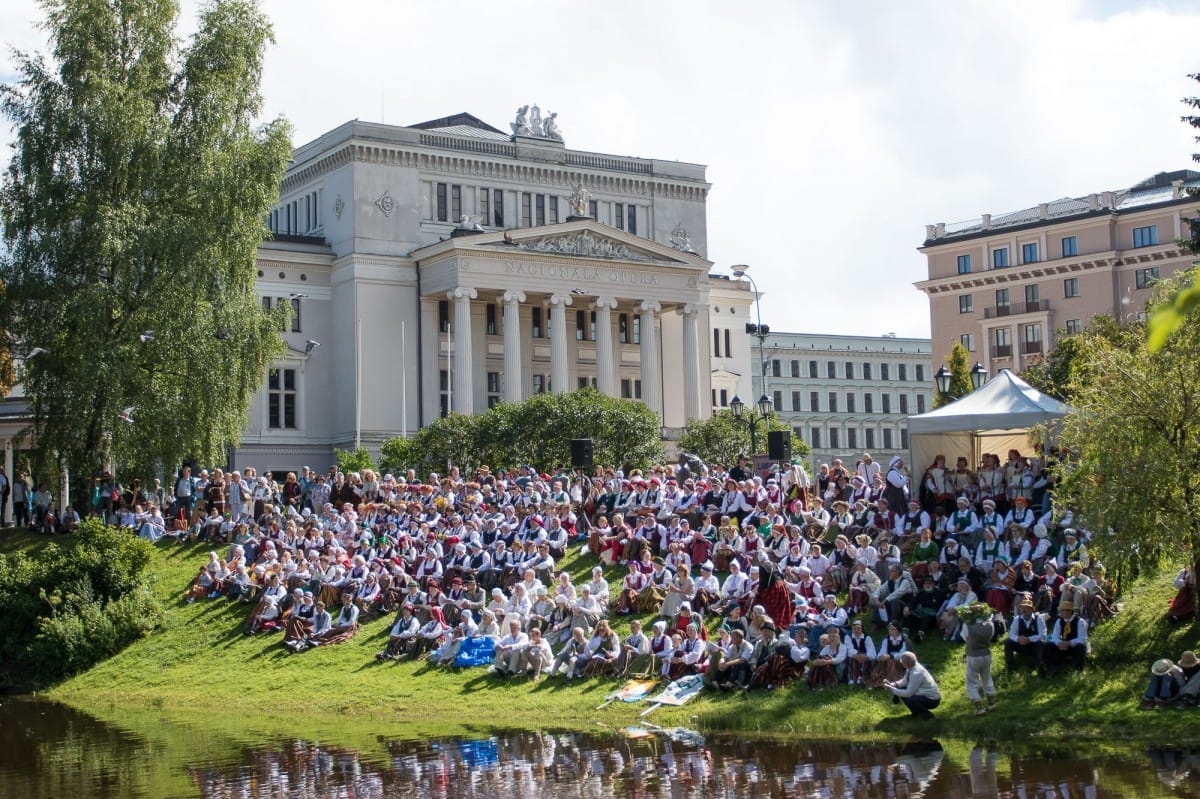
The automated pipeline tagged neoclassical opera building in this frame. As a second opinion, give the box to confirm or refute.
[238,109,755,472]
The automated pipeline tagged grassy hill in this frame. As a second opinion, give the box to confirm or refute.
[2,530,1193,743]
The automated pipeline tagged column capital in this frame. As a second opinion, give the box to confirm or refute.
[681,303,701,318]
[592,296,618,311]
[502,290,527,304]
[448,287,478,301]
[549,293,574,307]
[639,300,662,314]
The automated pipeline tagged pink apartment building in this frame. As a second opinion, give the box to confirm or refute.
[916,170,1200,374]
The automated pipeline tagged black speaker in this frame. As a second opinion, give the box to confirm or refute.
[570,438,594,469]
[767,430,790,462]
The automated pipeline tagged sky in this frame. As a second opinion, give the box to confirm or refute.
[4,0,1200,339]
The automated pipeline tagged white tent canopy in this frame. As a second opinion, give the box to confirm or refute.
[907,369,1072,474]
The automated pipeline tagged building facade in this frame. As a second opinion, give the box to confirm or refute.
[916,170,1200,375]
[236,111,756,473]
[751,332,932,470]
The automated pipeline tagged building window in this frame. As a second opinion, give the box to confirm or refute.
[900,429,909,449]
[810,391,820,412]
[438,300,450,333]
[1021,242,1039,264]
[520,192,532,227]
[713,329,721,357]
[864,393,873,413]
[845,361,854,380]
[791,391,801,412]
[826,361,836,379]
[487,372,501,407]
[865,428,875,449]
[1063,277,1079,298]
[994,327,1011,357]
[588,312,597,343]
[880,363,889,381]
[439,370,450,418]
[724,329,731,358]
[262,297,301,333]
[575,310,587,341]
[588,199,598,220]
[957,254,972,274]
[614,203,625,231]
[492,189,505,227]
[1133,225,1158,248]
[632,315,641,345]
[992,247,1009,268]
[846,393,855,412]
[619,314,629,344]
[960,333,975,351]
[620,378,631,398]
[1065,318,1083,335]
[773,390,783,411]
[899,394,908,414]
[267,367,297,429]
[626,204,637,235]
[531,307,543,338]
[719,388,728,407]
[1025,284,1040,305]
[479,187,489,224]
[916,394,926,414]
[790,360,800,378]
[549,196,559,224]
[809,360,818,378]
[915,364,925,382]
[829,428,840,450]
[1136,267,1160,289]
[828,391,838,413]
[811,427,821,449]
[451,184,462,222]
[436,183,448,222]
[959,295,974,315]
[486,303,498,336]
[882,394,891,414]
[862,363,872,380]
[1061,236,1077,257]
[772,359,782,378]
[847,428,857,449]
[995,288,1009,310]
[1022,323,1043,354]
[535,194,545,226]
[883,429,893,449]
[898,364,907,381]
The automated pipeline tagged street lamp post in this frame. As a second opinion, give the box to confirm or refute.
[730,393,774,456]
[731,265,770,399]
[933,362,989,401]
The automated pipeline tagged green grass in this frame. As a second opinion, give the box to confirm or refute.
[3,528,1195,744]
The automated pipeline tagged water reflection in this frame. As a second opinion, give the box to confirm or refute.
[1,699,1199,799]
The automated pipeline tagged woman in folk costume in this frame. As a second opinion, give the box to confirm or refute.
[781,460,811,511]
[883,457,909,519]
[976,454,1006,515]
[844,618,878,686]
[875,620,911,684]
[753,560,795,631]
[807,629,849,690]
[922,454,954,514]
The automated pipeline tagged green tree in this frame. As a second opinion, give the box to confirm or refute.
[1022,316,1141,402]
[335,448,375,475]
[0,0,292,486]
[1056,271,1200,582]
[678,409,809,467]
[932,342,972,409]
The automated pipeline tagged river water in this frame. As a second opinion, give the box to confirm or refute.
[0,697,1196,798]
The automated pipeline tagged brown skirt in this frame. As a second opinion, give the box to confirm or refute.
[750,653,806,688]
[312,622,359,647]
[635,586,666,614]
[807,662,840,689]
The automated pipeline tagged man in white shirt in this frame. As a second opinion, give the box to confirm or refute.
[492,619,530,677]
[884,652,941,719]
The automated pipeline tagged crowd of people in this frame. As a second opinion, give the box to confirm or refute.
[162,446,1135,719]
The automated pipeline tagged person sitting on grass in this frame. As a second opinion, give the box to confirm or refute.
[807,629,849,690]
[377,604,420,661]
[549,627,589,679]
[704,627,753,691]
[492,619,530,677]
[311,593,360,646]
[1041,599,1087,676]
[522,626,555,681]
[1143,657,1185,709]
[884,651,941,720]
[663,624,706,679]
[286,600,331,653]
[748,624,809,689]
[577,618,621,678]
[1004,596,1045,673]
[612,618,651,679]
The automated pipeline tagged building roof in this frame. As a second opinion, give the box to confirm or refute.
[928,170,1200,245]
[408,112,508,138]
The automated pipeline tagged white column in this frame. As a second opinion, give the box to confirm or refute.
[549,293,573,394]
[681,303,701,421]
[640,300,662,418]
[502,290,526,402]
[450,287,477,413]
[593,297,618,397]
[420,297,440,423]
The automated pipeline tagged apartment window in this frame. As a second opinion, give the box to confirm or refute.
[960,333,975,351]
[772,359,782,378]
[719,389,728,407]
[862,363,872,380]
[880,363,889,381]
[898,364,907,381]
[1136,267,1160,289]
[535,194,545,226]
[438,300,450,333]
[865,428,875,449]
[520,192,532,227]
[632,315,641,345]
[773,390,783,411]
[549,196,559,224]
[829,428,840,450]
[845,361,854,380]
[1021,242,1039,264]
[626,204,637,235]
[267,367,297,429]
[533,375,546,395]
[492,189,505,227]
[915,364,925,382]
[957,254,972,274]
[1061,236,1077,257]
[791,391,801,412]
[1065,318,1083,335]
[436,183,448,222]
[451,184,462,222]
[864,393,874,413]
[790,360,800,378]
[847,428,857,449]
[828,392,838,413]
[1025,284,1040,305]
[995,288,1010,309]
[846,393,856,413]
[826,361,836,379]
[588,200,598,220]
[811,427,822,449]
[713,328,721,357]
[916,394,926,414]
[809,360,819,378]
[994,328,1011,356]
[899,394,908,414]
[883,429,893,449]
[810,391,820,412]
[993,247,1009,268]
[724,329,731,358]
[575,310,587,341]
[1133,225,1158,248]
[1023,323,1043,353]
[614,203,625,231]
[531,307,543,338]
[882,394,891,414]
[1063,278,1080,298]
[485,303,497,336]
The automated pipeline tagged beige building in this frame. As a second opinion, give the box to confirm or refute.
[915,170,1200,374]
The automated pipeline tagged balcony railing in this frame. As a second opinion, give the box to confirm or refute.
[983,299,1049,319]
[993,344,1013,358]
[1021,340,1044,355]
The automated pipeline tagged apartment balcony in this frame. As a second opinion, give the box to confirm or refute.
[983,299,1049,319]
[1021,340,1044,355]
[992,344,1013,358]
